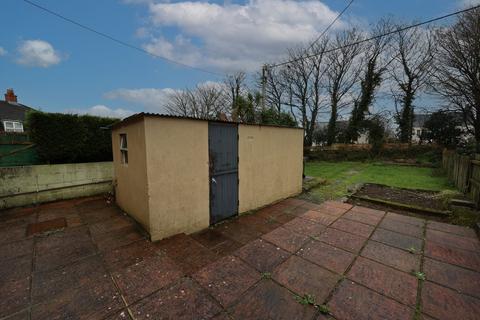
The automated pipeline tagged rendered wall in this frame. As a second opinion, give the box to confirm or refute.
[238,125,303,212]
[144,117,210,241]
[112,120,150,230]
[0,162,113,209]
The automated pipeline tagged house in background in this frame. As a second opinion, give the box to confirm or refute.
[315,120,368,146]
[412,114,430,143]
[0,89,33,133]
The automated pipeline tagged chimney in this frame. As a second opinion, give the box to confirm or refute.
[5,88,17,103]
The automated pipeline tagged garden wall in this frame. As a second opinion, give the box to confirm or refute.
[0,162,113,209]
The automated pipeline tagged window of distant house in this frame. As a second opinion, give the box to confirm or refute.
[120,134,128,165]
[417,129,421,136]
[3,121,23,133]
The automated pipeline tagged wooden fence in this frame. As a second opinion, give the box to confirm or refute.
[442,149,480,206]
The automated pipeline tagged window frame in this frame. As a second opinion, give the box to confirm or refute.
[2,120,24,133]
[119,133,128,165]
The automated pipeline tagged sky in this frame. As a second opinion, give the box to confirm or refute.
[0,0,477,118]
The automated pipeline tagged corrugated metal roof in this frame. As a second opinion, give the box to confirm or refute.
[111,112,304,130]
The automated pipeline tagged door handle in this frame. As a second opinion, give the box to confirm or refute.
[211,178,217,184]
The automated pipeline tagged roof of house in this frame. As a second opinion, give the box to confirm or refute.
[413,114,430,128]
[0,100,33,122]
[112,112,304,130]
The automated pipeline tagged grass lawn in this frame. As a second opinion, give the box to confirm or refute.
[304,161,454,202]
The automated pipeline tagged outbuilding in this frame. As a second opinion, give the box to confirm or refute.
[111,113,304,241]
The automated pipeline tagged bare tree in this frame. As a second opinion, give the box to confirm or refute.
[264,67,287,113]
[305,38,330,146]
[431,9,480,151]
[391,24,435,143]
[165,83,227,119]
[282,46,314,145]
[325,28,363,145]
[224,72,247,111]
[346,19,395,143]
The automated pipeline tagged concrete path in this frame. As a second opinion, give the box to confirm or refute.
[1,196,479,320]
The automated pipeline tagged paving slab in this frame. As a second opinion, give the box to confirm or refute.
[273,255,339,303]
[234,238,290,272]
[193,255,259,307]
[422,281,480,320]
[361,240,421,273]
[230,280,316,320]
[298,239,356,274]
[129,277,222,320]
[347,256,418,306]
[331,218,375,238]
[316,227,367,253]
[1,197,480,320]
[329,280,414,320]
[371,228,423,252]
[112,254,183,305]
[423,257,480,298]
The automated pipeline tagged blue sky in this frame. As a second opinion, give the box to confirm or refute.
[0,0,473,118]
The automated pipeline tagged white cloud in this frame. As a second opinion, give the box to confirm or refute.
[0,47,7,56]
[134,0,346,71]
[459,0,480,7]
[16,40,62,67]
[65,105,135,119]
[105,87,179,113]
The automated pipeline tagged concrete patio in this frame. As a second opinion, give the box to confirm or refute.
[1,196,479,320]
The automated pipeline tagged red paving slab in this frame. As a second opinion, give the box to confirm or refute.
[301,210,338,225]
[347,256,418,306]
[342,207,385,226]
[282,217,326,237]
[424,240,480,271]
[422,281,480,320]
[129,277,222,320]
[113,254,184,305]
[193,255,260,307]
[298,239,356,274]
[379,217,424,238]
[361,240,421,273]
[331,218,375,238]
[262,226,309,253]
[427,220,478,238]
[423,257,480,298]
[329,280,414,320]
[316,227,367,253]
[1,197,480,320]
[234,238,290,272]
[230,280,316,320]
[426,228,480,251]
[273,255,340,303]
[371,228,423,251]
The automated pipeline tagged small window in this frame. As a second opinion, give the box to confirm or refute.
[120,134,128,164]
[3,121,23,133]
[417,129,421,136]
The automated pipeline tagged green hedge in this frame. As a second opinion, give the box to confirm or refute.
[305,144,443,164]
[26,111,119,164]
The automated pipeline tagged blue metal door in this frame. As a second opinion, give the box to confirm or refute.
[209,122,238,224]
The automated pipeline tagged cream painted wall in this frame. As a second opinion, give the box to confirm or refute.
[144,117,210,241]
[238,125,303,212]
[112,119,150,230]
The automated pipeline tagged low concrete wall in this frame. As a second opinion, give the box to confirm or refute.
[0,162,113,209]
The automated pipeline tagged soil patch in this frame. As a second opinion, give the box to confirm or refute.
[352,183,447,213]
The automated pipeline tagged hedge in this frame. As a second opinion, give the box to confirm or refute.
[25,111,119,164]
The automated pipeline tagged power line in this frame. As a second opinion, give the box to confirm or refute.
[22,0,223,77]
[305,0,354,54]
[270,4,480,68]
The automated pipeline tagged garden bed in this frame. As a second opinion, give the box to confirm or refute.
[350,183,450,216]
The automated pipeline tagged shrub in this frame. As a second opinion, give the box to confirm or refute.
[25,111,118,164]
